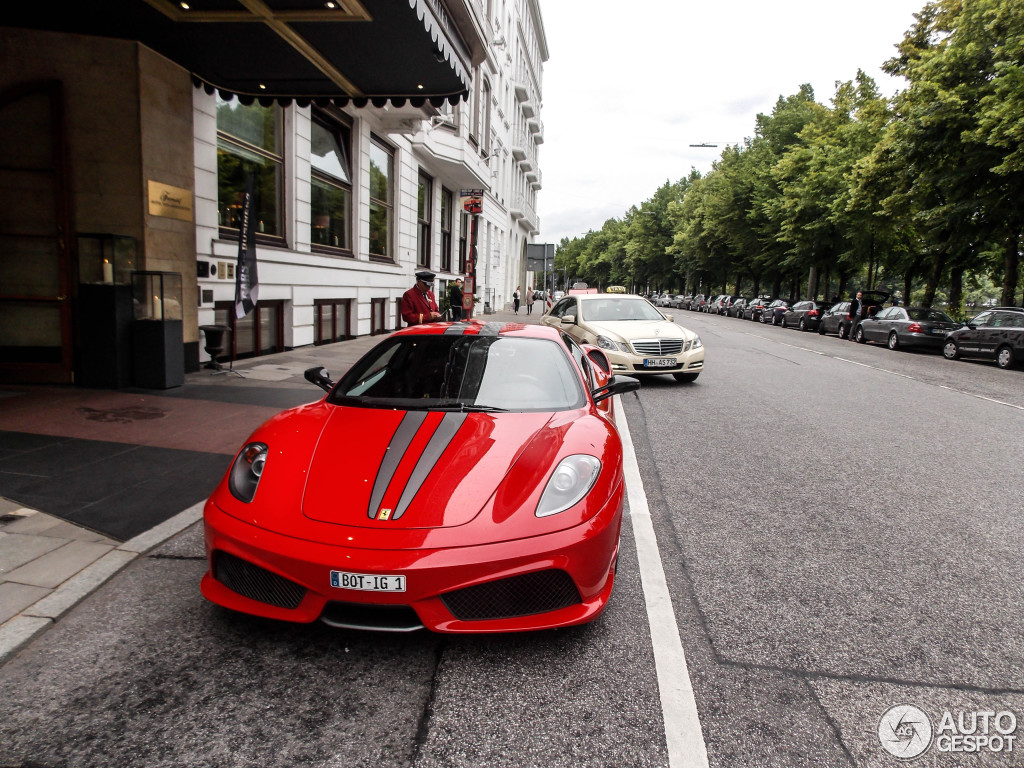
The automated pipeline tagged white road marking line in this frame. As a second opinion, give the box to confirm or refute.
[614,396,710,768]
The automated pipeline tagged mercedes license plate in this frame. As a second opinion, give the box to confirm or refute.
[330,571,406,592]
[644,358,676,368]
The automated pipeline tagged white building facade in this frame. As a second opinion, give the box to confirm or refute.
[193,0,548,361]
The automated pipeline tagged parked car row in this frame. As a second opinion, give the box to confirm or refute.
[687,293,1024,370]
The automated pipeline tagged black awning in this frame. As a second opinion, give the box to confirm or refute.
[3,0,471,103]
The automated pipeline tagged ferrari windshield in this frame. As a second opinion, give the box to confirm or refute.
[581,297,666,322]
[329,335,586,411]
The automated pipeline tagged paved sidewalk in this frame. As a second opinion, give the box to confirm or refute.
[0,306,544,665]
[0,497,203,665]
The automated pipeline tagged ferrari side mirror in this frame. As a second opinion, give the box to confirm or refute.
[591,375,640,404]
[304,366,335,393]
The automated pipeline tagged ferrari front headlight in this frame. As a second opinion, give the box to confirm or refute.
[536,455,602,517]
[229,442,268,503]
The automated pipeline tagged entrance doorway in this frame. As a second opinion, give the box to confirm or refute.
[0,81,74,383]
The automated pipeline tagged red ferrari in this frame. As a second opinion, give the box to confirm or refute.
[201,320,640,633]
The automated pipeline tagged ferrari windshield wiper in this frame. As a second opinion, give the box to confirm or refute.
[432,402,508,413]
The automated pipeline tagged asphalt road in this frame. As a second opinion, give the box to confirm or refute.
[1,311,1022,768]
[627,310,1024,767]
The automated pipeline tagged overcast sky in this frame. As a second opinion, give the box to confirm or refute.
[534,0,927,245]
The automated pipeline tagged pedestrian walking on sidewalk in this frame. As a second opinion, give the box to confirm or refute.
[449,278,464,321]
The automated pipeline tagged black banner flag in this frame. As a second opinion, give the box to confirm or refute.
[234,175,259,319]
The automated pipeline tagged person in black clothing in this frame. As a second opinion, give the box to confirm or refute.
[847,290,864,340]
[448,278,464,321]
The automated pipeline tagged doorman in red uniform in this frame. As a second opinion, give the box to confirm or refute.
[401,270,442,326]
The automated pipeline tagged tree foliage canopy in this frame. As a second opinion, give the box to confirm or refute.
[553,0,1023,313]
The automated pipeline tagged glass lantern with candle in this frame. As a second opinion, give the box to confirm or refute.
[77,233,137,285]
[131,271,183,321]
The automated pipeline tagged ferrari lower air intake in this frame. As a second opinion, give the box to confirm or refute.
[213,551,307,610]
[441,570,582,621]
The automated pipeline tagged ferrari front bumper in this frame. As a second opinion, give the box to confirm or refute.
[201,490,623,634]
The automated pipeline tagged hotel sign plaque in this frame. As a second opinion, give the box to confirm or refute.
[148,180,194,222]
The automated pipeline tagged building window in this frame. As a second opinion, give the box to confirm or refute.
[216,96,283,242]
[459,210,469,273]
[214,300,284,360]
[314,298,353,345]
[417,172,433,269]
[481,80,491,155]
[440,187,453,273]
[369,137,394,262]
[371,297,388,334]
[310,112,352,255]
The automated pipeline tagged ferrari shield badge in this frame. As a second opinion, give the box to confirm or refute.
[377,508,392,521]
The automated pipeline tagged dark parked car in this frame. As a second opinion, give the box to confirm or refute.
[742,298,772,321]
[782,300,829,331]
[853,306,961,350]
[942,307,1024,369]
[726,298,749,317]
[818,301,852,338]
[819,292,894,338]
[762,299,789,325]
[719,295,744,316]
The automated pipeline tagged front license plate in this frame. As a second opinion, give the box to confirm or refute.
[330,571,406,592]
[644,358,676,368]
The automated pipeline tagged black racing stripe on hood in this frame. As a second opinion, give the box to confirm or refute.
[367,411,428,519]
[391,412,467,520]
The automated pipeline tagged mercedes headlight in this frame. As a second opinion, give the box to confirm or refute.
[536,455,602,517]
[692,335,703,350]
[596,335,630,353]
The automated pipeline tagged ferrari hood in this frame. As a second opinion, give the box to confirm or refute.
[302,406,554,529]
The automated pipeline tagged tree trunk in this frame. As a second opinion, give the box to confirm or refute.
[1001,232,1020,307]
[948,265,964,317]
[921,250,947,309]
[807,266,818,300]
[866,231,876,290]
